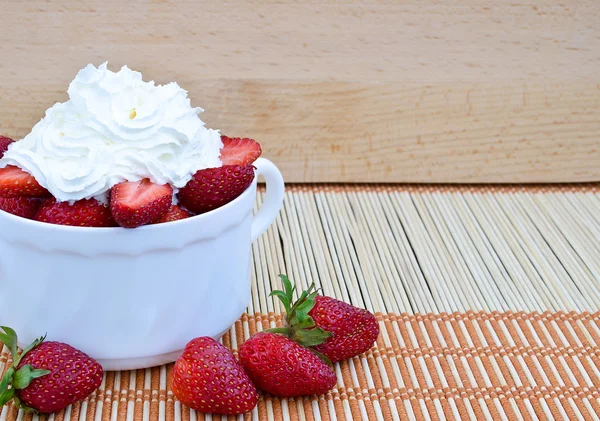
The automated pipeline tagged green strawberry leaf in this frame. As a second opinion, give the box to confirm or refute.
[269,275,333,348]
[0,388,15,407]
[13,365,50,390]
[292,327,332,347]
[269,291,291,314]
[292,315,317,329]
[0,367,14,395]
[280,274,295,303]
[0,326,19,362]
[296,290,309,306]
[264,327,293,337]
[289,290,318,327]
[270,275,298,314]
[296,291,318,314]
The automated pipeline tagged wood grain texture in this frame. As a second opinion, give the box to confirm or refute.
[1,0,599,183]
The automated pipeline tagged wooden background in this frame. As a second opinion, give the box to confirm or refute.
[1,1,599,183]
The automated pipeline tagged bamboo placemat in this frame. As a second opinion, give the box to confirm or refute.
[2,184,600,420]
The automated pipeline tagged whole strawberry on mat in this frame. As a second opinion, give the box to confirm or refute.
[238,275,379,397]
[0,327,103,413]
[268,275,379,362]
[239,331,337,397]
[171,337,258,415]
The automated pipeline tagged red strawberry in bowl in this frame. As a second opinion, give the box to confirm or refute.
[35,198,116,227]
[0,136,15,159]
[0,197,41,219]
[154,205,191,224]
[0,326,103,413]
[110,179,173,228]
[176,135,262,214]
[171,337,258,415]
[220,136,262,166]
[177,165,255,214]
[0,165,48,198]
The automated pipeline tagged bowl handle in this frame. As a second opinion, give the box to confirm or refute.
[251,158,285,242]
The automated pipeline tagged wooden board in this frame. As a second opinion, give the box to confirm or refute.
[1,1,599,183]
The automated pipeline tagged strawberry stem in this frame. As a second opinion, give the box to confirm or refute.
[0,367,14,395]
[268,274,333,363]
[0,327,19,362]
[0,388,15,407]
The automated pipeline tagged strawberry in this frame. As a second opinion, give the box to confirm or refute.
[0,326,103,413]
[110,179,173,228]
[0,136,15,158]
[177,165,254,214]
[0,165,48,198]
[0,197,41,219]
[35,198,116,227]
[220,136,262,166]
[171,337,258,415]
[310,295,380,362]
[154,205,191,224]
[269,275,380,363]
[239,332,337,397]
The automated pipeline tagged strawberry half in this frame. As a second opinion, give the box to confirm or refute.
[0,136,15,159]
[171,337,258,415]
[0,165,48,198]
[177,165,254,214]
[0,197,41,219]
[220,136,262,166]
[110,179,173,228]
[35,198,116,227]
[154,205,191,224]
[239,332,337,397]
[0,327,103,414]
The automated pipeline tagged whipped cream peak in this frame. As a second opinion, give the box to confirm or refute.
[0,62,223,202]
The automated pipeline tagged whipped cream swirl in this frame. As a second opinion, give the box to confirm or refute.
[0,63,222,202]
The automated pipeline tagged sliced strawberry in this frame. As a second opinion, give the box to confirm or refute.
[0,165,48,198]
[111,179,173,228]
[35,198,116,227]
[220,136,262,166]
[0,197,41,219]
[0,136,15,158]
[177,165,254,214]
[154,205,192,224]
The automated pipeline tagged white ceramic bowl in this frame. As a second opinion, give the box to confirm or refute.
[0,158,284,370]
